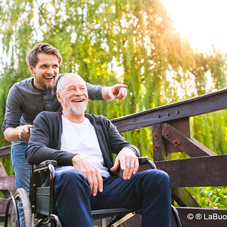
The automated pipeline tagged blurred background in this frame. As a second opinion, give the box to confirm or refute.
[0,0,227,208]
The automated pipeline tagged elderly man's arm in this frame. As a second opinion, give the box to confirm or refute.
[72,155,103,197]
[110,147,139,180]
[26,111,103,197]
[25,112,75,166]
[99,115,140,180]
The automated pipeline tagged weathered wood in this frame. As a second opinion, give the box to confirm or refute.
[172,188,200,207]
[164,118,190,154]
[0,198,9,213]
[93,219,101,226]
[0,146,13,219]
[93,215,141,227]
[172,207,227,227]
[0,159,8,177]
[165,119,200,208]
[0,214,5,222]
[1,190,10,198]
[168,118,191,138]
[155,155,227,187]
[152,123,167,161]
[0,156,12,199]
[161,123,217,157]
[111,88,227,132]
[0,176,16,190]
[95,208,227,227]
[0,145,11,157]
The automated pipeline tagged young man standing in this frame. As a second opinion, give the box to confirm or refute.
[2,43,128,195]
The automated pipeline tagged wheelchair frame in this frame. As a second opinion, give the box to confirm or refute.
[4,157,182,227]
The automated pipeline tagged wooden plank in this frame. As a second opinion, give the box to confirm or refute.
[1,190,10,198]
[0,198,9,213]
[93,219,101,226]
[0,176,16,190]
[0,214,5,222]
[168,118,191,138]
[111,88,227,132]
[0,145,11,157]
[155,155,227,187]
[94,208,227,227]
[164,118,190,154]
[0,159,8,177]
[93,207,224,227]
[93,215,141,227]
[172,188,200,207]
[161,123,217,157]
[152,124,167,161]
[172,207,227,227]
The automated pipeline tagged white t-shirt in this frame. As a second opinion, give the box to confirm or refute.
[55,116,110,178]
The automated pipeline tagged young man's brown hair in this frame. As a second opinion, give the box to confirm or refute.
[27,43,62,68]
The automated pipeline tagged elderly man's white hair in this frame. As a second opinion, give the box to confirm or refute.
[56,73,86,95]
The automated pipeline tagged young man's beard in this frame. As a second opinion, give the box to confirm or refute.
[33,71,58,91]
[37,76,57,91]
[40,83,56,91]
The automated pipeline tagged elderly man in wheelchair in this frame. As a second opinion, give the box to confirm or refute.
[17,73,173,227]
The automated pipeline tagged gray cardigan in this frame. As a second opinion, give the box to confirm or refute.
[25,111,140,176]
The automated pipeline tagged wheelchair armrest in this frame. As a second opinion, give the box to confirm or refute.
[138,157,150,165]
[138,157,157,169]
[33,160,58,171]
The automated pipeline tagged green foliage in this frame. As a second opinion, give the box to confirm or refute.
[0,0,227,207]
[190,110,227,155]
[187,187,227,209]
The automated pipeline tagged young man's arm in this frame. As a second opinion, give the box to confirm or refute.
[4,125,32,142]
[86,82,128,102]
[101,84,128,102]
[2,85,31,142]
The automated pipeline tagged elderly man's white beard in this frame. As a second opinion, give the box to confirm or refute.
[68,97,88,115]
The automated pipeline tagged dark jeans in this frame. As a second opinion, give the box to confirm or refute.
[54,169,172,227]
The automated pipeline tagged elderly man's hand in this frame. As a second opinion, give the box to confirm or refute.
[72,155,103,196]
[111,147,139,180]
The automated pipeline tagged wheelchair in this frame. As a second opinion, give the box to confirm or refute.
[4,157,182,227]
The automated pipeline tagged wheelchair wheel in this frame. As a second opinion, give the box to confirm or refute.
[10,188,32,227]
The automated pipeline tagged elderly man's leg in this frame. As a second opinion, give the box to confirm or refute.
[91,169,172,227]
[54,169,93,227]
